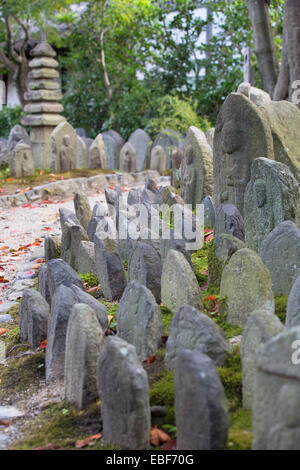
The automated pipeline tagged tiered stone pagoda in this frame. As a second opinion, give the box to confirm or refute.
[21,37,65,169]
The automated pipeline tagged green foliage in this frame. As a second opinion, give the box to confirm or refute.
[0,106,25,138]
[79,272,98,287]
[160,305,173,335]
[191,243,209,287]
[149,370,175,426]
[145,94,211,137]
[227,409,253,450]
[274,295,288,323]
[217,346,242,412]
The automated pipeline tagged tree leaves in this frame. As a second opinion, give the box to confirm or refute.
[150,426,172,447]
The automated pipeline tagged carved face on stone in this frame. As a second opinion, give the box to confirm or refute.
[213,93,273,216]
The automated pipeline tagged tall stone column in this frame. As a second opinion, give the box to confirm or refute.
[21,40,65,170]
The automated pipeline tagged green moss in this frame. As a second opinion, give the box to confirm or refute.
[79,272,99,288]
[275,295,288,323]
[0,352,45,400]
[227,409,253,450]
[150,370,175,426]
[217,346,242,412]
[191,244,209,287]
[160,305,173,335]
[207,240,224,288]
[10,400,118,450]
[5,302,20,321]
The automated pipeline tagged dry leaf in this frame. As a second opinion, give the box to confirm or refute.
[75,433,102,449]
[0,420,11,427]
[0,328,7,336]
[150,426,172,447]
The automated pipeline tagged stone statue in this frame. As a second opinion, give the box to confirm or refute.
[59,135,76,172]
[150,145,166,173]
[119,142,137,173]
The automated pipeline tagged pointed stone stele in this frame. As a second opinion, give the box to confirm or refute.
[21,39,66,169]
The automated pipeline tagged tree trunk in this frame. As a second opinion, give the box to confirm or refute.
[16,58,28,107]
[247,0,279,95]
[273,2,289,101]
[100,30,112,100]
[285,0,300,106]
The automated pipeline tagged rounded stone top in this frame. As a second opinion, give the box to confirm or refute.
[31,41,57,58]
[29,57,59,69]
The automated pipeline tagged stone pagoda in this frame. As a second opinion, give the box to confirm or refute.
[21,36,65,169]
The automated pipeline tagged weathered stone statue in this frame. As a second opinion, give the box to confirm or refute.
[88,134,107,169]
[213,92,274,216]
[50,121,78,173]
[10,142,35,177]
[171,148,183,189]
[181,126,213,209]
[59,135,76,172]
[119,142,137,173]
[150,145,166,173]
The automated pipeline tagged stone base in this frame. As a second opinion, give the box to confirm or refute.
[30,126,55,169]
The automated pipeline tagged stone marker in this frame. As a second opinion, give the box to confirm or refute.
[171,148,183,189]
[64,303,105,409]
[260,221,300,296]
[44,235,61,262]
[8,125,31,154]
[128,241,162,304]
[50,121,78,173]
[214,204,245,242]
[128,128,151,171]
[19,288,49,349]
[102,132,117,169]
[175,350,229,450]
[60,210,89,270]
[10,142,35,177]
[37,264,51,304]
[220,248,274,327]
[202,195,215,228]
[117,280,164,361]
[161,250,203,313]
[77,241,97,276]
[105,129,124,168]
[213,92,274,216]
[244,158,300,253]
[94,235,127,301]
[98,336,151,449]
[287,274,300,329]
[74,192,92,230]
[46,283,107,384]
[181,126,213,209]
[252,326,300,450]
[165,305,231,370]
[88,134,107,169]
[119,142,137,173]
[150,145,167,173]
[237,82,271,107]
[208,234,246,288]
[77,135,87,168]
[241,310,284,409]
[45,284,76,383]
[151,129,181,169]
[44,258,85,303]
[205,128,215,148]
[260,100,300,181]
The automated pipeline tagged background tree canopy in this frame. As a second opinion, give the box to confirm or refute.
[0,0,289,138]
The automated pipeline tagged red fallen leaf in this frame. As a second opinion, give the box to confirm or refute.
[205,295,216,301]
[150,427,172,447]
[0,420,11,427]
[39,170,45,175]
[162,438,177,450]
[36,258,45,264]
[109,186,115,190]
[0,276,9,283]
[205,234,214,243]
[0,246,9,251]
[144,355,156,364]
[0,266,4,271]
[5,177,14,182]
[0,188,5,193]
[59,176,64,180]
[49,178,56,183]
[75,433,102,449]
[40,340,47,350]
[200,270,209,276]
[42,200,52,204]
[34,443,61,450]
[121,188,129,192]
[0,328,7,336]
[23,203,36,208]
[42,227,52,231]
[19,187,32,194]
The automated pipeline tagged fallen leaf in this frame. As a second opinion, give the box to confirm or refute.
[75,433,102,449]
[0,328,7,336]
[34,443,61,450]
[162,438,176,450]
[150,426,172,447]
[144,355,156,364]
[0,188,5,193]
[0,420,11,427]
[0,276,9,283]
[40,340,47,350]
[39,170,45,175]
[59,176,64,180]
[5,177,14,182]
[205,295,216,301]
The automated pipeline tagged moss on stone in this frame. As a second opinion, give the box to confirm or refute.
[149,370,175,426]
[9,400,119,450]
[207,240,224,288]
[191,243,209,287]
[0,352,45,400]
[160,305,173,335]
[227,409,253,450]
[274,295,288,323]
[217,346,242,412]
[79,272,99,288]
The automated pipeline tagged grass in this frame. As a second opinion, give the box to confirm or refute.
[191,243,209,287]
[274,295,288,323]
[160,305,173,335]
